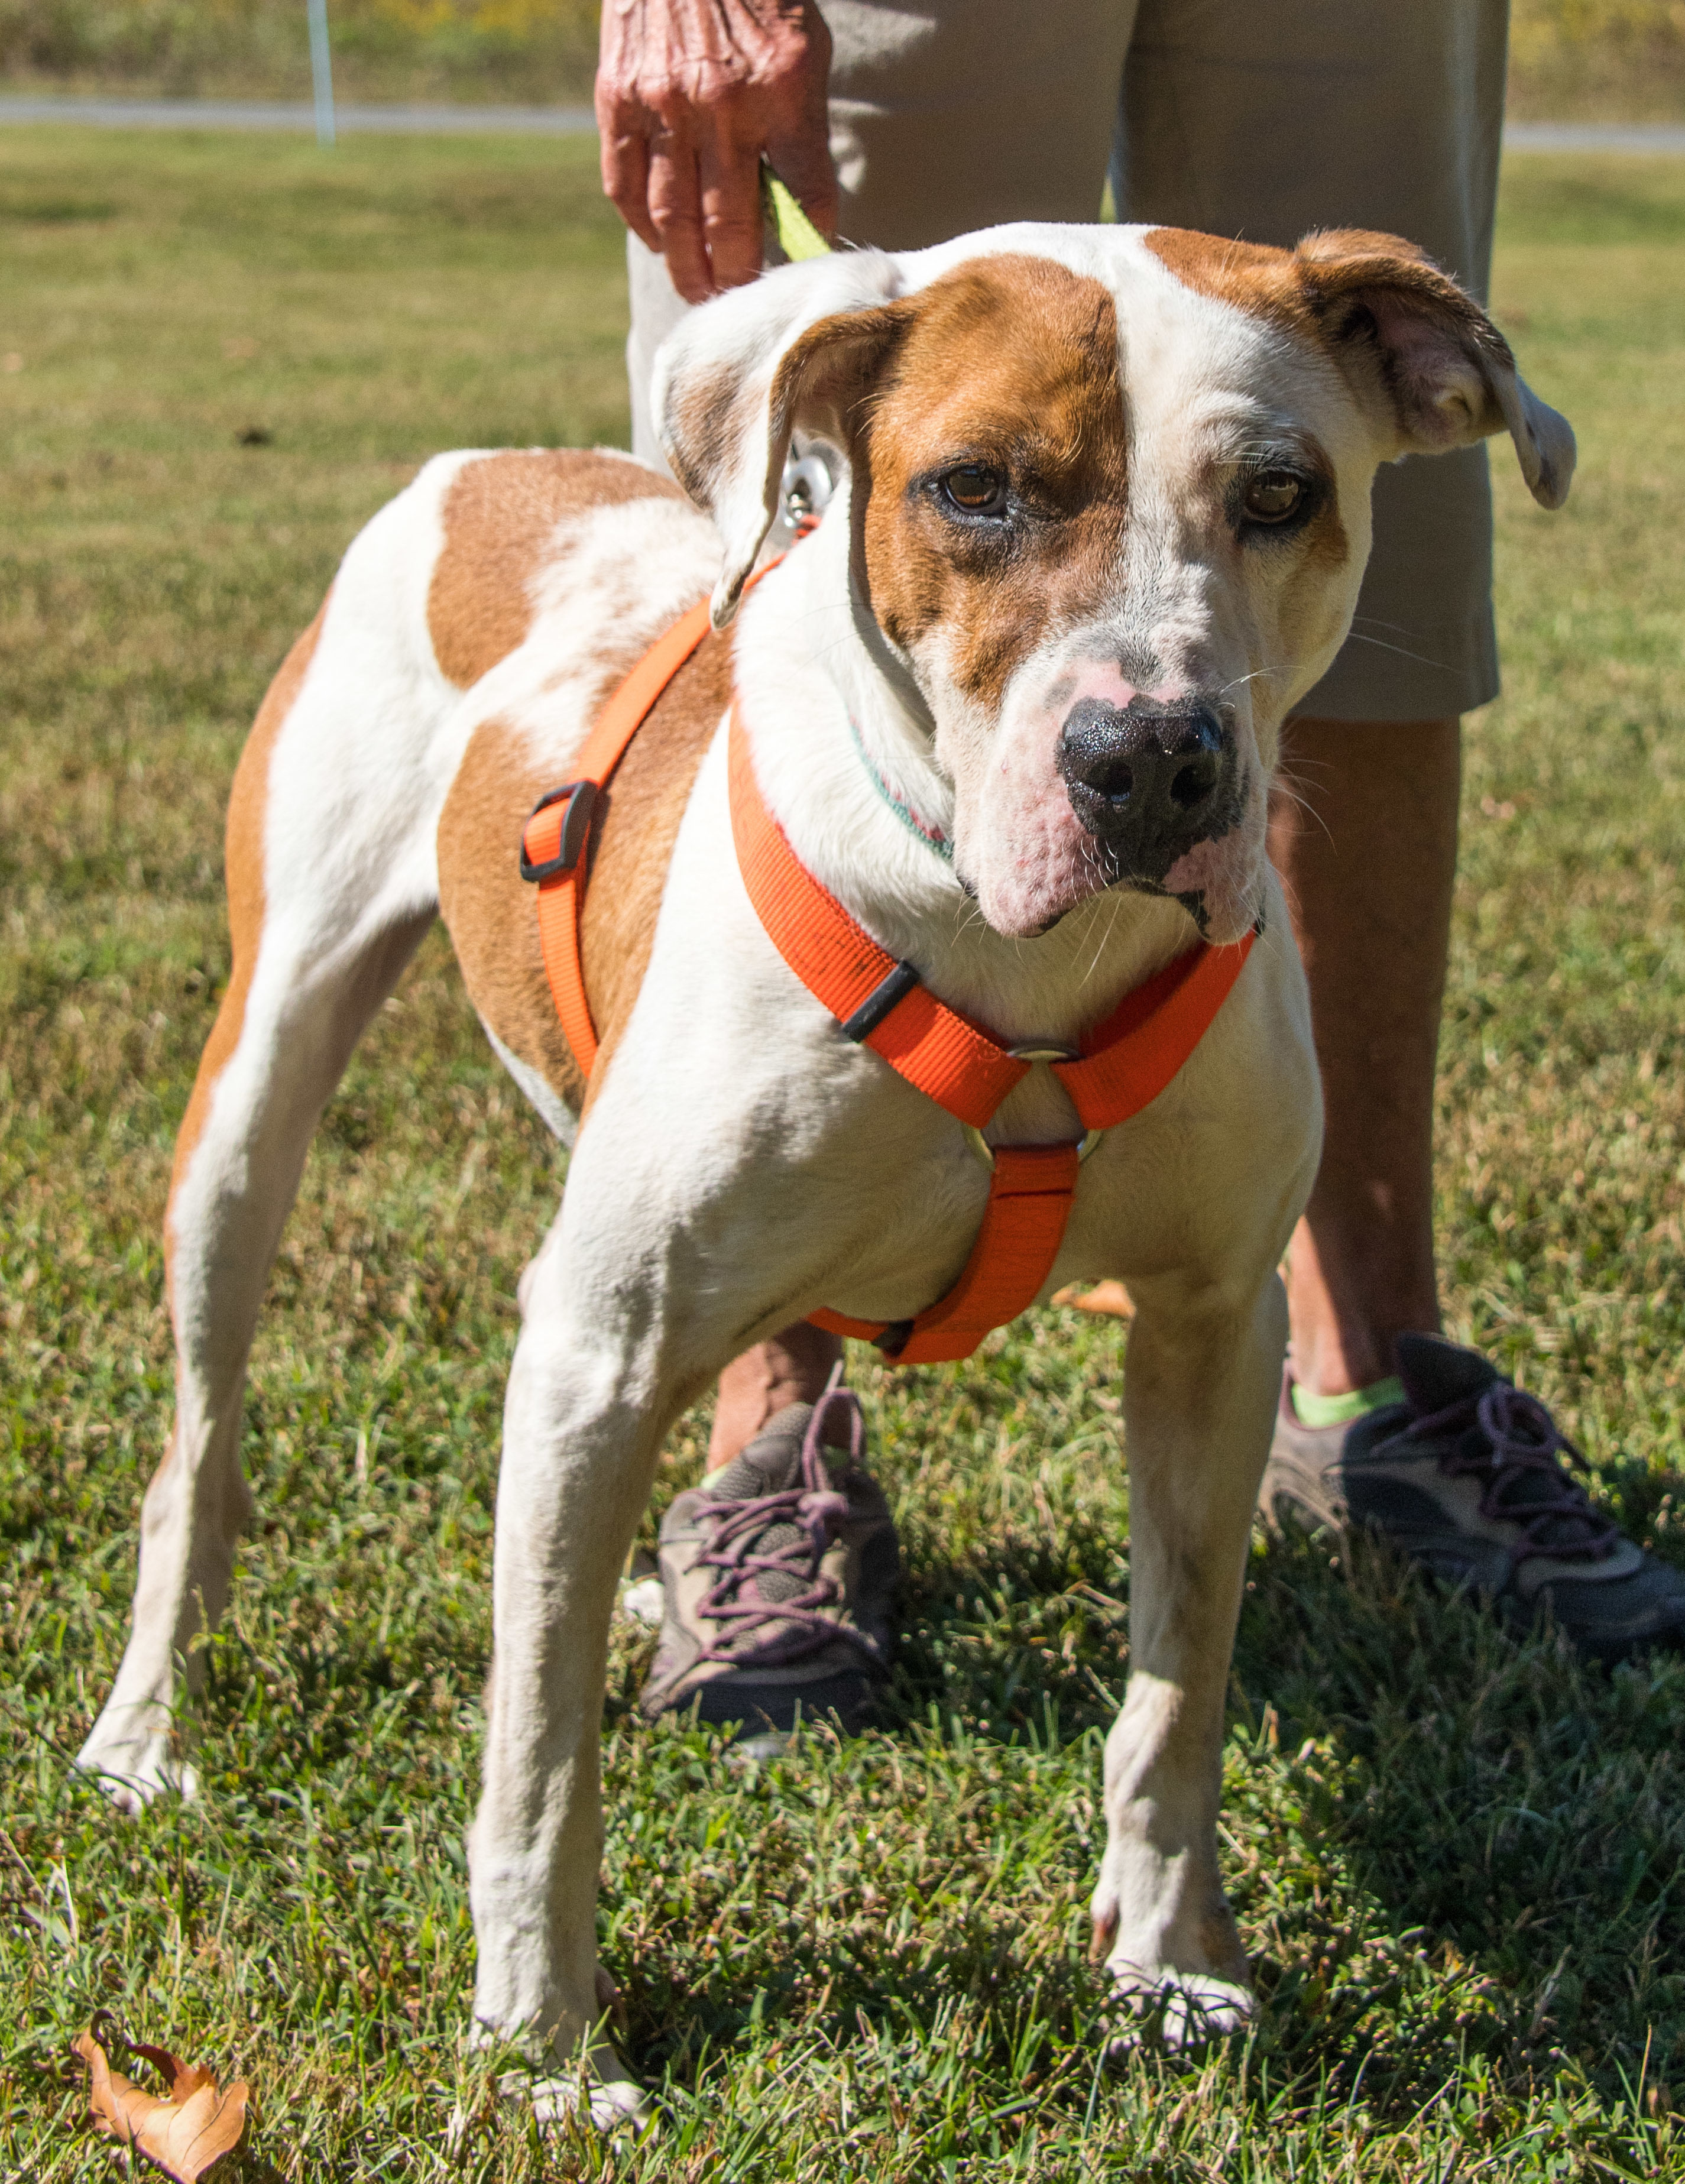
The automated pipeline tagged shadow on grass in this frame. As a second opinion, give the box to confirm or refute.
[93,1428,1685,2128]
[830,1502,1685,2117]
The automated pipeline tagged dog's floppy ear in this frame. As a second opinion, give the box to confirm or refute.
[1295,229,1575,510]
[653,251,913,626]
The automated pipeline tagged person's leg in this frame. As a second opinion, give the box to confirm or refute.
[706,1318,842,1471]
[1267,717,1459,1398]
[1120,0,1685,1654]
[1115,0,1504,1392]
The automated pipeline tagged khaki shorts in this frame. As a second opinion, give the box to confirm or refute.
[627,0,1509,721]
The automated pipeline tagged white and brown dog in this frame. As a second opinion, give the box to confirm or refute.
[79,222,1572,2115]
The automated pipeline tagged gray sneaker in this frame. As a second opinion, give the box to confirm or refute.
[640,1377,899,1739]
[1260,1332,1685,1663]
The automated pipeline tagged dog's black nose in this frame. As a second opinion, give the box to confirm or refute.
[1058,695,1236,879]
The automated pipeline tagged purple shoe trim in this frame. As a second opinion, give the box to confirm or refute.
[688,1380,883,1673]
[1401,1381,1621,1582]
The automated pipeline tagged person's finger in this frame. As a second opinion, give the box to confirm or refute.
[647,130,714,304]
[764,122,839,242]
[697,135,766,291]
[598,116,658,255]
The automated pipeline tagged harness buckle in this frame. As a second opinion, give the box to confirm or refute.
[519,780,598,884]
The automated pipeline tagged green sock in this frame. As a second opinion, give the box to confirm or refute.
[1290,1375,1405,1430]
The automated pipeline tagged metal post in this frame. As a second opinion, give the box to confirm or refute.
[307,0,335,147]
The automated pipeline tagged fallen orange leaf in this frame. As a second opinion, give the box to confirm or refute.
[1054,1278,1135,1319]
[74,2026,248,2183]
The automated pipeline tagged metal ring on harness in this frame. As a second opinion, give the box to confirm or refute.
[963,1123,1105,1172]
[962,1041,1103,1170]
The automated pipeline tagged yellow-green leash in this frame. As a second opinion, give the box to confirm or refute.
[760,159,833,263]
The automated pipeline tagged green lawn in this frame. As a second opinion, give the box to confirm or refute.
[3,131,1684,2180]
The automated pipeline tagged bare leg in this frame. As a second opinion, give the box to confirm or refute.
[705,1321,841,1472]
[1268,716,1459,1398]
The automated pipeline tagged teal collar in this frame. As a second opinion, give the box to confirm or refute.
[847,714,953,863]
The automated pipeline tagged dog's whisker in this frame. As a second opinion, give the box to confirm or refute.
[1217,663,1291,698]
[1339,630,1450,672]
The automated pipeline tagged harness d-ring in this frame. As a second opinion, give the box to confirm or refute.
[961,1041,1105,1171]
[963,1121,1105,1173]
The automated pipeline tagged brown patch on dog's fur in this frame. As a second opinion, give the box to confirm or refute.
[1146,225,1516,445]
[437,624,733,1119]
[167,600,328,1232]
[1142,228,1318,337]
[850,257,1131,711]
[578,627,736,1104]
[438,717,589,1107]
[427,451,686,689]
[1143,231,1360,594]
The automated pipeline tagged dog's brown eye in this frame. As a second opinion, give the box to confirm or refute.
[941,464,1007,515]
[1242,471,1304,524]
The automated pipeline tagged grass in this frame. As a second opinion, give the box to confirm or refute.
[2,128,1684,2179]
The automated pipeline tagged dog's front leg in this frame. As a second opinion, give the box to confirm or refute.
[466,1223,674,2128]
[1090,1267,1287,2046]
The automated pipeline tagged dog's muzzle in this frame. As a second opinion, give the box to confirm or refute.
[1057,694,1241,882]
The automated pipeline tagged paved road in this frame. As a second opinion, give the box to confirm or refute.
[1,97,1682,151]
[1506,121,1685,153]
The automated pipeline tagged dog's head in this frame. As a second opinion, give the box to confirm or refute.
[654,225,1573,944]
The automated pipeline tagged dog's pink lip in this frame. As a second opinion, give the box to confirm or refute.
[1161,835,1260,947]
[1162,839,1235,893]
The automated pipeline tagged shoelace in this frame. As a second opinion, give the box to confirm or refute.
[690,1380,883,1670]
[1404,1381,1621,1579]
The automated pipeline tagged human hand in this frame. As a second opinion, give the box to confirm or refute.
[596,0,836,303]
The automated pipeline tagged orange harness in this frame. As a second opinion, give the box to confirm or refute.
[520,593,1255,1366]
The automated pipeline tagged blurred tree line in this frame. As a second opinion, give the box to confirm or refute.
[0,0,601,103]
[0,0,1680,117]
[1511,0,1685,115]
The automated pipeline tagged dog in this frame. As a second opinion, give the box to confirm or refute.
[77,221,1573,2118]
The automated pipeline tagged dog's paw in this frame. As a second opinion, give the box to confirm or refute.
[462,2057,650,2140]
[448,2071,650,2156]
[520,2069,652,2133]
[75,1721,197,1814]
[1101,1963,1253,2055]
[464,1974,647,2138]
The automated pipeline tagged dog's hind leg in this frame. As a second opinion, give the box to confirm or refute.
[79,553,449,1809]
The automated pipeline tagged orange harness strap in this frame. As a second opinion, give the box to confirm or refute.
[728,710,1027,1130]
[725,707,1255,1361]
[519,598,715,1077]
[806,1142,1083,1361]
[521,601,1255,1367]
